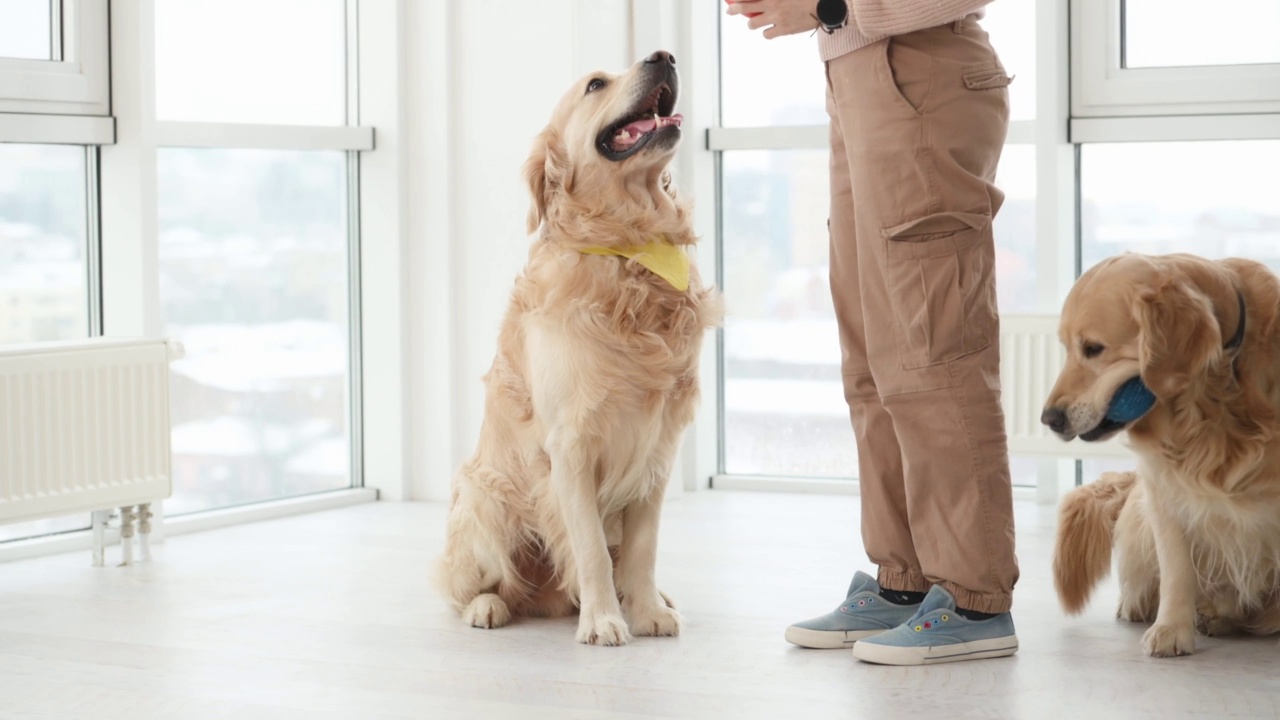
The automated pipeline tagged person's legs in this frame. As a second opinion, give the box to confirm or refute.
[783,73,928,650]
[826,17,1018,660]
[826,67,930,600]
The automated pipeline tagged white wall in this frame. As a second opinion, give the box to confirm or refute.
[405,0,685,501]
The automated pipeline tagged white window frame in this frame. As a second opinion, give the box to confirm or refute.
[99,0,401,514]
[1072,0,1280,118]
[0,0,110,116]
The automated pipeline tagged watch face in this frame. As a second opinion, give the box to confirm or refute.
[817,0,847,25]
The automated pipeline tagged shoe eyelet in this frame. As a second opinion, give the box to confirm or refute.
[913,625,923,632]
[857,599,866,607]
[923,621,932,629]
[867,597,875,603]
[941,614,950,622]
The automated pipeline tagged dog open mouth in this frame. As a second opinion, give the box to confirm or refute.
[597,81,682,161]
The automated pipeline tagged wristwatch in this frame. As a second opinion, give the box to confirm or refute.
[815,0,848,33]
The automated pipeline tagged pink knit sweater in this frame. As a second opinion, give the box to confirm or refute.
[818,0,993,60]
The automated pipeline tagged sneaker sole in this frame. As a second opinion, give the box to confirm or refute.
[851,635,1018,665]
[785,625,885,649]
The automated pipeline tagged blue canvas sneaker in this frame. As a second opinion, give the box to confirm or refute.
[784,571,921,649]
[851,584,1018,665]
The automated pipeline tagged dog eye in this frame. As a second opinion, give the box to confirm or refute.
[1083,343,1105,359]
[586,78,606,94]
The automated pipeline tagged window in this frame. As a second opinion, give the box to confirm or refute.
[1123,0,1280,69]
[0,142,92,542]
[0,0,108,116]
[159,149,353,514]
[1073,0,1280,117]
[0,144,89,344]
[154,1,364,514]
[1081,141,1280,274]
[154,0,347,125]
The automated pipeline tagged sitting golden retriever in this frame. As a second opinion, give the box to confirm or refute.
[433,51,720,646]
[1043,252,1280,657]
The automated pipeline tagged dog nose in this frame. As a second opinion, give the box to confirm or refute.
[646,50,676,66]
[1041,407,1068,433]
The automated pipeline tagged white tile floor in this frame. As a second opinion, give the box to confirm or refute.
[2,492,1278,720]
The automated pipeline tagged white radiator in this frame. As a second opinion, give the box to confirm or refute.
[1000,314,1131,459]
[0,337,182,565]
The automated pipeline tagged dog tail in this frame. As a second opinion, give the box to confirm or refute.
[1053,470,1137,615]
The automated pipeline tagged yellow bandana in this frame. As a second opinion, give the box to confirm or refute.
[580,241,690,292]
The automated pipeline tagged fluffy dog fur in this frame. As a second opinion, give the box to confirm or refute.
[1044,253,1280,657]
[433,53,721,646]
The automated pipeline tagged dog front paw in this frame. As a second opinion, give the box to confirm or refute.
[463,593,511,629]
[1142,622,1196,657]
[577,611,631,646]
[625,595,682,637]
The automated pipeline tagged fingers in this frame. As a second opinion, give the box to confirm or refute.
[724,0,764,16]
[747,15,772,30]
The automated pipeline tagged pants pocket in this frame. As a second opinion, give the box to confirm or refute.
[882,211,997,369]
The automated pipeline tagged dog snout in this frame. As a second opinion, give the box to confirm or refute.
[645,50,676,66]
[1041,406,1068,434]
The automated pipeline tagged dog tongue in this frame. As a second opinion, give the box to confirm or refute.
[614,114,684,148]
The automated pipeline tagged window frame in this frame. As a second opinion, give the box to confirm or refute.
[1072,0,1280,118]
[0,0,110,116]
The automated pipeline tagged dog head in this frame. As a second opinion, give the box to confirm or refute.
[1042,253,1242,442]
[522,51,683,236]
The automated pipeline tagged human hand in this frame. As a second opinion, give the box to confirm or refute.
[725,0,820,39]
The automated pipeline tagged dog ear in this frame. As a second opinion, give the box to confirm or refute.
[522,127,569,235]
[1135,280,1223,399]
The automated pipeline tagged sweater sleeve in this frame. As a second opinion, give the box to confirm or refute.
[851,0,994,39]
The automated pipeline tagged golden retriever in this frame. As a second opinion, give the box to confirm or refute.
[1043,252,1280,656]
[433,51,721,646]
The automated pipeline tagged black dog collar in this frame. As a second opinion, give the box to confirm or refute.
[1226,290,1246,352]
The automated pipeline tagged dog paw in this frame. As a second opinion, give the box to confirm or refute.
[625,596,682,637]
[576,611,631,646]
[463,593,511,629]
[1142,622,1196,657]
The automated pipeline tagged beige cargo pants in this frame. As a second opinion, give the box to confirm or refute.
[825,16,1018,613]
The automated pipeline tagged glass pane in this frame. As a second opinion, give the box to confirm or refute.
[0,144,88,344]
[155,0,346,125]
[158,149,352,514]
[719,16,826,127]
[722,150,847,476]
[994,144,1037,313]
[0,0,51,60]
[1081,141,1280,274]
[0,143,90,542]
[1125,0,1280,68]
[983,1,1035,122]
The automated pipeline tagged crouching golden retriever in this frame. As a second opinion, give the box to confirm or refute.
[1043,252,1280,657]
[433,51,721,646]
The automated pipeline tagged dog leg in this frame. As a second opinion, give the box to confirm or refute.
[434,470,517,629]
[549,432,630,646]
[1115,497,1159,623]
[1142,489,1198,657]
[616,486,681,638]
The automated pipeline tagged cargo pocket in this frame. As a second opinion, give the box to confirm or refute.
[882,211,997,369]
[962,66,1014,91]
